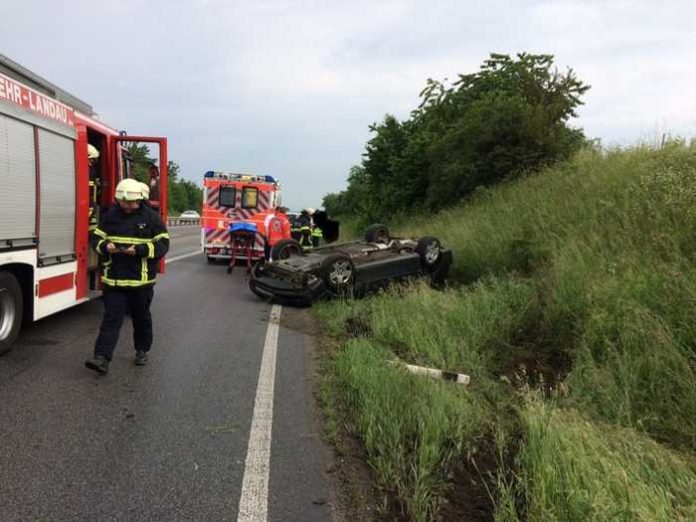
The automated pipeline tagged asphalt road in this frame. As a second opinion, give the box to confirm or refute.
[0,226,331,521]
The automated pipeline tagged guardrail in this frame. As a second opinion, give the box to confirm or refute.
[167,217,200,226]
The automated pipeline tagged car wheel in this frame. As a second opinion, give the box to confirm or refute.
[271,239,304,260]
[320,253,355,295]
[364,224,390,244]
[416,236,441,270]
[248,262,270,300]
[0,272,23,356]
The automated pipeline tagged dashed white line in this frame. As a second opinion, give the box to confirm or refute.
[165,250,202,264]
[237,304,282,522]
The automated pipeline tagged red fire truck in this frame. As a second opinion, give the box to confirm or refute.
[0,55,168,354]
[201,171,281,261]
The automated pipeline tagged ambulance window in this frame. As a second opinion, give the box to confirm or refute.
[219,186,237,207]
[242,187,258,209]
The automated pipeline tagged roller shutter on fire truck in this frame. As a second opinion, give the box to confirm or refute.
[37,128,75,263]
[0,113,36,246]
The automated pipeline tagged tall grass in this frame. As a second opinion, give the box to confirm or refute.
[330,338,492,521]
[317,141,696,520]
[498,395,696,521]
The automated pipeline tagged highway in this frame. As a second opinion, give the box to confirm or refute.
[0,226,331,521]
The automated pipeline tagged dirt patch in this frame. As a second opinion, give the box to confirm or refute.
[438,442,498,522]
[344,317,373,339]
[280,305,322,336]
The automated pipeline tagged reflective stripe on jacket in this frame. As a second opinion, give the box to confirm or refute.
[90,203,170,287]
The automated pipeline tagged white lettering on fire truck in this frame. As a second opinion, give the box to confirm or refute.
[0,73,74,127]
[0,77,22,104]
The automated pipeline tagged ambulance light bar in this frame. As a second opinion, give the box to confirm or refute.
[204,171,276,183]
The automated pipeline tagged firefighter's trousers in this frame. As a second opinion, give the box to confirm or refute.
[94,286,155,360]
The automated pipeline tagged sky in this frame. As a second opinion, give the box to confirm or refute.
[1,0,695,209]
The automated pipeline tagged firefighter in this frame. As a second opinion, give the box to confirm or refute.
[147,163,160,207]
[88,144,100,178]
[84,178,170,375]
[296,208,314,248]
[139,181,151,205]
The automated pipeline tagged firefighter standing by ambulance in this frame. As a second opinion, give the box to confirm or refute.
[85,178,170,375]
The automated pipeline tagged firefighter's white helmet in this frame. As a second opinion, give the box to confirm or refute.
[115,178,145,201]
[87,144,100,160]
[303,207,315,215]
[139,182,150,200]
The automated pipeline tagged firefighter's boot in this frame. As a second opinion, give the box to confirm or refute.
[85,356,110,375]
[135,350,149,366]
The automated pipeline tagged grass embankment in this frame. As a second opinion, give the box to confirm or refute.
[316,143,696,521]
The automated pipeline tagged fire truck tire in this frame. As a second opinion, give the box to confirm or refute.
[365,224,390,244]
[271,239,304,260]
[0,272,23,356]
[321,253,355,296]
[416,236,442,270]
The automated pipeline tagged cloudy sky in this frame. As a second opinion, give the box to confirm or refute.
[2,0,694,209]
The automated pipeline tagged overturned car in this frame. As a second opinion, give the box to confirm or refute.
[249,224,453,306]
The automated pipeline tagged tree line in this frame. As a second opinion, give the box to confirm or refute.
[323,53,590,224]
[125,143,203,215]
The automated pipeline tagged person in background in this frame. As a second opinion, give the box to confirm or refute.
[85,178,170,375]
[296,208,314,248]
[263,206,292,259]
[147,163,160,208]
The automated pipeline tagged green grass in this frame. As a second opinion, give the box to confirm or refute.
[316,141,696,520]
[497,395,696,521]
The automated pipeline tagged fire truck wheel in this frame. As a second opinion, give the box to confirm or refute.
[365,224,390,244]
[415,236,442,270]
[321,253,355,296]
[271,239,304,260]
[0,272,23,356]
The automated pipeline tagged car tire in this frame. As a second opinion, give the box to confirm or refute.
[365,224,390,244]
[248,262,269,300]
[271,239,304,260]
[320,253,355,295]
[415,236,442,270]
[0,271,23,356]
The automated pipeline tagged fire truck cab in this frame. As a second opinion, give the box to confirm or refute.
[0,54,168,354]
[201,171,281,261]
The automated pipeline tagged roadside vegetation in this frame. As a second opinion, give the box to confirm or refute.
[125,143,203,214]
[315,53,696,521]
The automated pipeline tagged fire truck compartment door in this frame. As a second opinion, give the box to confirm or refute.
[38,128,75,262]
[0,114,36,245]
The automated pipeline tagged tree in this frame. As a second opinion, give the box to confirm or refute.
[326,53,590,220]
[124,144,202,215]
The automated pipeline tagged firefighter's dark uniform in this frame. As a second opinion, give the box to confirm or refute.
[295,213,313,248]
[90,203,170,360]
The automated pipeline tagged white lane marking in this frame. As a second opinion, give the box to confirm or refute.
[165,250,202,264]
[237,304,282,522]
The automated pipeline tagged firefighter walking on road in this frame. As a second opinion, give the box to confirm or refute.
[85,178,170,375]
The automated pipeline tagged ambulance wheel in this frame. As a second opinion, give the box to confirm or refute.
[0,272,23,356]
[271,239,304,260]
[365,224,390,244]
[416,236,441,270]
[321,253,355,296]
